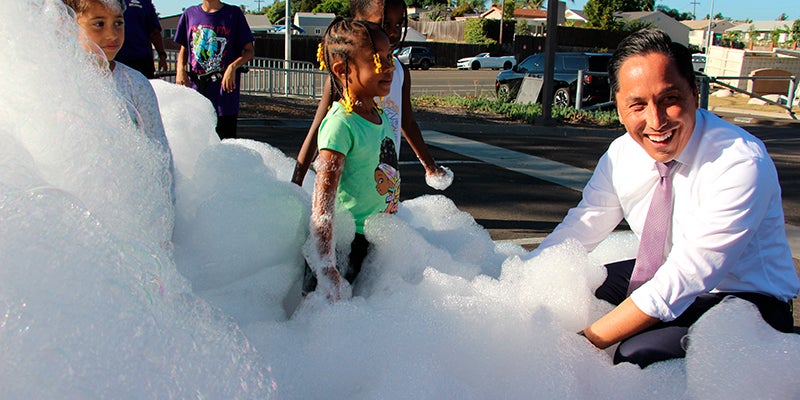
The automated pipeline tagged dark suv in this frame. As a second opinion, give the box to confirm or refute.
[396,46,435,70]
[495,52,613,107]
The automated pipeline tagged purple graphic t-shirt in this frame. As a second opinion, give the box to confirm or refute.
[174,4,254,116]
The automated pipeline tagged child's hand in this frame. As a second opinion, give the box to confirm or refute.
[222,66,237,93]
[175,70,190,87]
[425,166,454,191]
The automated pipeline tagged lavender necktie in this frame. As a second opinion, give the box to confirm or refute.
[628,161,676,295]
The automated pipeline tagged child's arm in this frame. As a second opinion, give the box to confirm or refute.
[148,29,168,73]
[291,77,333,186]
[222,42,255,93]
[175,45,190,87]
[399,63,448,179]
[307,148,347,301]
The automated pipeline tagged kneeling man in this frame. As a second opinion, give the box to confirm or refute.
[530,28,799,368]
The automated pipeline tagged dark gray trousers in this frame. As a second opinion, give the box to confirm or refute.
[595,259,794,368]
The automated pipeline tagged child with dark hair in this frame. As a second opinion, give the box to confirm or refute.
[62,0,172,172]
[303,18,397,301]
[292,0,453,191]
[173,0,255,140]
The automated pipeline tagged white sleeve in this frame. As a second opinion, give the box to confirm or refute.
[529,151,624,258]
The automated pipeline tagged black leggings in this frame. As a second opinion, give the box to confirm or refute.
[302,233,369,295]
[596,259,794,367]
[216,115,238,140]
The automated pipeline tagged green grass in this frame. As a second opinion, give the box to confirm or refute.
[412,95,621,127]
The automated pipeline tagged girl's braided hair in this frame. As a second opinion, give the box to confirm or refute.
[317,17,389,113]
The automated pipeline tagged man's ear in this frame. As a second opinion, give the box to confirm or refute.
[330,60,348,82]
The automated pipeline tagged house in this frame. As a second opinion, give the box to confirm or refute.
[682,19,736,50]
[615,11,690,46]
[403,27,427,42]
[158,14,182,50]
[293,12,336,36]
[480,2,567,26]
[726,20,798,46]
[244,14,273,33]
[564,8,588,27]
[479,5,503,20]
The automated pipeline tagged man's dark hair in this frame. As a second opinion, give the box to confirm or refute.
[608,28,696,94]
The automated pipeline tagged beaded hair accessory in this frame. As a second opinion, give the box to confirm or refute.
[316,43,326,71]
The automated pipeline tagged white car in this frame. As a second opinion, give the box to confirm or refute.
[457,52,517,70]
[692,54,706,72]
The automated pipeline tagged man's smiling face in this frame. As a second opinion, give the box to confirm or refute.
[615,52,699,163]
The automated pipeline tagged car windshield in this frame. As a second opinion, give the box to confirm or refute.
[398,47,411,55]
[587,55,611,72]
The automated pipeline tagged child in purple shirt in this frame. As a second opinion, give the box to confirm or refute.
[174,1,254,139]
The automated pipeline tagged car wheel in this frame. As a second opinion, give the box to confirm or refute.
[471,61,480,70]
[503,61,512,70]
[420,59,431,70]
[496,83,515,103]
[553,87,571,108]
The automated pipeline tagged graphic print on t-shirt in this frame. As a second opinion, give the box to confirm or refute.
[374,137,400,213]
[191,27,227,73]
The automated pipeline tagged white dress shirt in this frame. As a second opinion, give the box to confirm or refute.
[534,109,800,321]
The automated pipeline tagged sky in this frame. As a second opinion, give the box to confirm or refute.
[153,0,800,21]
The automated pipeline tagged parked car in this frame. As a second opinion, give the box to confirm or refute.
[396,46,435,70]
[457,52,516,70]
[692,53,706,72]
[495,52,613,108]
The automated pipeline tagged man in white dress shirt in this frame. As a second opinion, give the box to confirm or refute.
[530,28,799,367]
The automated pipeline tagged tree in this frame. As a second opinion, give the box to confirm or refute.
[266,0,287,23]
[769,26,786,46]
[464,18,496,45]
[489,0,515,19]
[516,0,544,9]
[295,0,322,12]
[789,19,800,43]
[516,19,532,35]
[406,0,448,9]
[313,0,349,16]
[584,0,623,30]
[451,0,484,16]
[791,20,800,47]
[655,4,692,21]
[424,4,450,20]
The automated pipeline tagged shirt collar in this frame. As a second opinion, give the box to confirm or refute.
[671,108,704,170]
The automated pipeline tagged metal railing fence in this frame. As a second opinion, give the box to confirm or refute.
[154,50,326,99]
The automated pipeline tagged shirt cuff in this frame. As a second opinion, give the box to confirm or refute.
[630,285,679,322]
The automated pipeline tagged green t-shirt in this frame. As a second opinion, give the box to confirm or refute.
[318,101,401,234]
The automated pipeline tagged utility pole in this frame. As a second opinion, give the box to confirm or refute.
[689,0,699,19]
[285,0,292,95]
[254,0,264,11]
[539,0,559,124]
[705,0,715,53]
[499,0,505,46]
